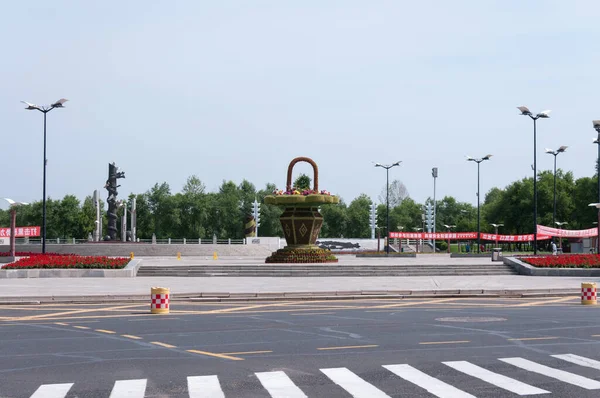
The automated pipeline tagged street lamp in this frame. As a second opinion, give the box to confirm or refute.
[1,198,29,258]
[443,224,456,253]
[545,146,568,227]
[374,161,402,255]
[518,106,551,255]
[466,154,492,253]
[555,221,568,249]
[21,98,68,254]
[592,120,600,254]
[413,227,423,253]
[490,223,504,247]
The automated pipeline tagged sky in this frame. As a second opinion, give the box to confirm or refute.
[2,1,600,210]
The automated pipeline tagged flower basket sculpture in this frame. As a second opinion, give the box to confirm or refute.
[264,157,339,263]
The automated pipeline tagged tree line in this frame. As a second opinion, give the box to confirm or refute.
[0,170,597,240]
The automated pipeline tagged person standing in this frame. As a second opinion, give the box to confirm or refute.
[551,240,557,255]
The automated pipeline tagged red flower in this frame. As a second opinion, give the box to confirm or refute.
[3,254,129,269]
[522,254,600,268]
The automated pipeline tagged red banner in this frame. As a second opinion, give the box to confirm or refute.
[480,233,552,242]
[0,226,41,237]
[390,232,477,240]
[390,231,552,241]
[537,225,598,238]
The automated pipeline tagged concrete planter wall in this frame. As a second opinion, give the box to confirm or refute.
[0,259,142,278]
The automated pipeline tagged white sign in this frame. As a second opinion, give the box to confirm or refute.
[0,238,8,245]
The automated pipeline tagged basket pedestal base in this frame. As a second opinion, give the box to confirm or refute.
[265,206,337,263]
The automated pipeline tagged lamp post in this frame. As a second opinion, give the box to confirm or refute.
[554,221,568,249]
[590,204,600,254]
[518,106,551,255]
[397,225,404,252]
[374,161,402,255]
[21,98,68,254]
[466,154,492,253]
[545,146,568,227]
[443,224,456,253]
[490,223,504,248]
[592,120,600,254]
[1,198,29,258]
[414,227,423,253]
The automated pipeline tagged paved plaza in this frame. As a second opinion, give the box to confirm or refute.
[0,255,592,300]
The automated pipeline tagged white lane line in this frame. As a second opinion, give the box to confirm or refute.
[187,375,225,398]
[383,364,476,398]
[29,383,73,398]
[500,357,600,390]
[320,367,391,398]
[108,379,147,398]
[444,360,549,395]
[552,354,600,371]
[255,371,307,398]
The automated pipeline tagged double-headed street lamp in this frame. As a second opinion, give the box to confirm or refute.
[490,223,504,247]
[443,224,456,253]
[545,146,568,227]
[518,106,551,255]
[555,221,568,249]
[21,98,68,254]
[1,198,29,258]
[374,161,402,255]
[466,154,492,253]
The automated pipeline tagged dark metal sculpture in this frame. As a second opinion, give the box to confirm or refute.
[104,162,125,240]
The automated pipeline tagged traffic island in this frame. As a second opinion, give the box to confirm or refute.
[264,157,339,263]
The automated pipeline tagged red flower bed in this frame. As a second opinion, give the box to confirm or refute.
[0,252,71,257]
[3,254,129,269]
[522,254,600,268]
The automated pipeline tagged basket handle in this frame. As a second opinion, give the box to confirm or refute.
[286,157,319,192]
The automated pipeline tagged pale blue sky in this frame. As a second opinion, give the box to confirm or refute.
[2,1,600,209]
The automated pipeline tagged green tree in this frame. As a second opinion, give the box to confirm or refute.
[257,183,283,237]
[320,201,348,238]
[293,174,312,191]
[346,194,372,238]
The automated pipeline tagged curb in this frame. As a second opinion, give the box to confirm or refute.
[0,288,580,304]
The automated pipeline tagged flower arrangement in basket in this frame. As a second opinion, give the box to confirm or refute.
[264,157,340,206]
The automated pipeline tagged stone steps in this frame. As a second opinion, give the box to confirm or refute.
[137,264,517,277]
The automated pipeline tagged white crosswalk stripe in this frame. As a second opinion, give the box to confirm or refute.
[187,375,225,398]
[22,353,600,398]
[552,353,600,371]
[108,379,147,398]
[500,357,600,390]
[321,367,392,397]
[443,360,550,395]
[29,383,73,398]
[256,371,308,398]
[383,364,476,398]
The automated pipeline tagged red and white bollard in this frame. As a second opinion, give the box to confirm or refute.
[581,282,597,305]
[151,287,170,314]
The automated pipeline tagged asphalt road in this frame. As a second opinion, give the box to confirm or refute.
[2,296,600,397]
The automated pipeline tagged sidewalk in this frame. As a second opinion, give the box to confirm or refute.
[0,256,592,302]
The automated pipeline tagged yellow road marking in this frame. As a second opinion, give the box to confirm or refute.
[54,322,69,326]
[121,334,142,340]
[73,326,90,330]
[14,304,144,321]
[419,340,471,345]
[187,349,244,360]
[290,312,335,316]
[368,298,462,309]
[508,336,559,341]
[151,342,177,348]
[95,329,116,334]
[220,350,272,355]
[317,345,379,351]
[512,297,576,307]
